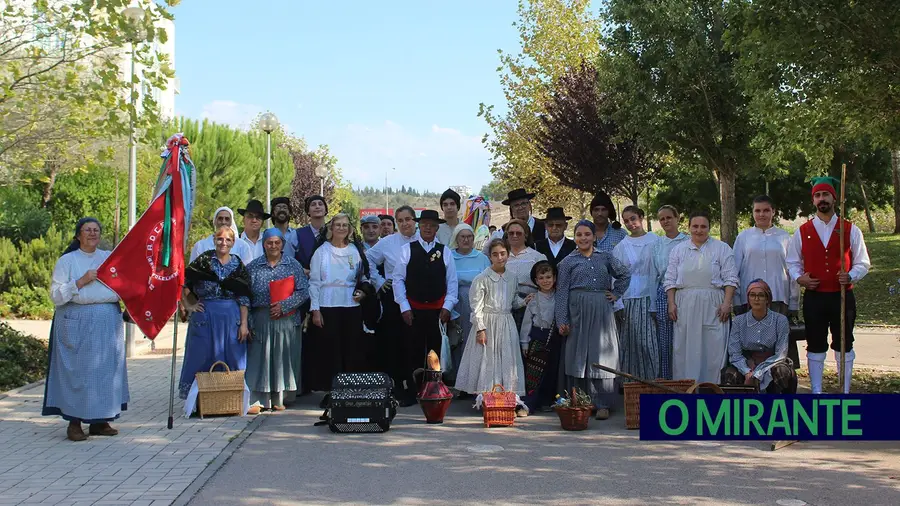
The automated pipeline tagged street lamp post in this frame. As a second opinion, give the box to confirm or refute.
[384,167,395,214]
[258,112,279,225]
[314,164,328,196]
[123,5,145,358]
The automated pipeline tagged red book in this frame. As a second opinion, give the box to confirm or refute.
[269,276,296,319]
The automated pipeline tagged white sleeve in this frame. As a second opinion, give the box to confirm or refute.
[785,229,805,282]
[308,249,323,311]
[365,238,387,291]
[392,243,412,313]
[49,256,78,306]
[519,302,533,346]
[732,232,745,295]
[190,240,202,263]
[848,225,871,283]
[442,246,458,312]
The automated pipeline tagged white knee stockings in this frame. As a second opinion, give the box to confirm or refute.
[807,349,855,394]
[834,349,856,394]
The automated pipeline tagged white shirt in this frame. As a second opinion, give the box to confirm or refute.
[733,226,799,309]
[51,249,120,305]
[506,247,548,296]
[308,242,363,310]
[547,237,566,258]
[392,238,459,313]
[437,221,459,247]
[664,238,739,291]
[785,215,871,283]
[240,231,264,261]
[613,233,660,301]
[190,235,254,265]
[482,215,547,255]
[365,231,420,291]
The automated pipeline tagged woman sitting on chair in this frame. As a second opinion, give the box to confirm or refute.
[722,279,798,393]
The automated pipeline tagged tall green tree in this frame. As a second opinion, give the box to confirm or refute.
[602,0,759,244]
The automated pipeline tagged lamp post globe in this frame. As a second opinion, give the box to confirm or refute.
[314,164,328,195]
[259,112,278,134]
[259,112,279,219]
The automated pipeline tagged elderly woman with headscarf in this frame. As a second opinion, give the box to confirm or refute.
[722,279,797,393]
[245,228,309,411]
[179,225,253,413]
[447,223,490,379]
[43,218,129,441]
[556,220,631,420]
[190,206,254,265]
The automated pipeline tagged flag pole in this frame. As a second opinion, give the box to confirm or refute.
[168,314,178,429]
[839,163,847,394]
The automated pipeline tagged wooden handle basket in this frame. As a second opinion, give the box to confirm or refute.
[482,384,516,428]
[195,361,244,418]
[554,387,593,431]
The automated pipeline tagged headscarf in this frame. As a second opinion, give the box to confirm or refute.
[62,217,101,257]
[262,227,285,243]
[746,278,772,305]
[574,219,596,235]
[212,206,239,238]
[449,223,475,251]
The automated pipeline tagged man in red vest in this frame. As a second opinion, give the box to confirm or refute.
[786,176,871,394]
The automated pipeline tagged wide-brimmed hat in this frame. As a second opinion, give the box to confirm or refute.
[501,188,536,206]
[542,207,572,221]
[414,209,446,224]
[237,199,271,219]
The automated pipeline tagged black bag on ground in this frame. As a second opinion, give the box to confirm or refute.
[320,372,398,433]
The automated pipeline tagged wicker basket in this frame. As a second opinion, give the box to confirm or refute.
[623,379,696,429]
[482,384,517,428]
[195,361,244,418]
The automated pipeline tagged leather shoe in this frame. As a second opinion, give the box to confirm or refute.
[67,423,87,442]
[88,423,118,436]
[594,408,610,420]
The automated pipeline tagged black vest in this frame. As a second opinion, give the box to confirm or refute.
[535,238,576,268]
[531,219,547,243]
[406,241,447,304]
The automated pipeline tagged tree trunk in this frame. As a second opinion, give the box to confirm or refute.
[40,163,59,208]
[892,147,900,234]
[645,185,652,232]
[854,170,877,233]
[716,164,738,245]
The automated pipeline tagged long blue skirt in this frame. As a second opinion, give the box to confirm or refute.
[654,285,674,379]
[178,299,246,399]
[42,303,129,424]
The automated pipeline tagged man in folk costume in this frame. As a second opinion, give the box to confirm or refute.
[437,188,462,246]
[786,176,871,394]
[534,207,576,268]
[295,195,328,272]
[270,197,299,260]
[483,188,547,255]
[190,206,254,265]
[392,209,459,406]
[238,199,270,261]
[360,214,381,250]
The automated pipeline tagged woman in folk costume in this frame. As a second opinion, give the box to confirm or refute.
[245,228,309,411]
[179,225,253,413]
[651,205,688,379]
[722,279,798,393]
[556,220,631,420]
[664,212,738,383]
[306,213,376,390]
[43,218,129,442]
[613,206,661,381]
[500,219,547,331]
[455,239,527,415]
[190,206,253,265]
[448,224,490,382]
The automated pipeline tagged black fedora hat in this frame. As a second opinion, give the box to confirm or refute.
[238,199,271,219]
[502,188,536,206]
[543,207,572,221]
[414,209,446,224]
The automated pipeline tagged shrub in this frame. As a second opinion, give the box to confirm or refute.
[0,286,54,320]
[0,186,51,243]
[0,322,48,392]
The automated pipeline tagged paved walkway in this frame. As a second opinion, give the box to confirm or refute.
[0,325,258,506]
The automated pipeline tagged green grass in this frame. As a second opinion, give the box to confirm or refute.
[852,233,900,326]
[797,368,900,393]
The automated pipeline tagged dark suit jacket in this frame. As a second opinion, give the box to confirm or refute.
[535,238,576,268]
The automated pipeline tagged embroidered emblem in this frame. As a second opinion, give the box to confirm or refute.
[110,267,118,278]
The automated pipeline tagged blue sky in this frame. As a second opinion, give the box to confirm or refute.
[171,0,522,194]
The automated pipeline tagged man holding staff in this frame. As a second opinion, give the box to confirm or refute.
[786,176,870,394]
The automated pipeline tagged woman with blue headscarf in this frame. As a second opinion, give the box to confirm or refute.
[245,228,309,411]
[43,218,129,441]
[555,220,630,420]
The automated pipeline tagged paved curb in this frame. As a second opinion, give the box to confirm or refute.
[171,412,269,506]
[0,378,45,401]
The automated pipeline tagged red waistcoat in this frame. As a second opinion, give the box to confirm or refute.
[799,219,853,292]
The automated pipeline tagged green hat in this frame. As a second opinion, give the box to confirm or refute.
[811,176,839,199]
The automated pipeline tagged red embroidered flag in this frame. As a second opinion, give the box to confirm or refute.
[97,135,195,339]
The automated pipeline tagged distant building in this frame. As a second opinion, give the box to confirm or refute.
[450,185,472,198]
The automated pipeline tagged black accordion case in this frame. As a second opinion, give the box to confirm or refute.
[326,372,398,433]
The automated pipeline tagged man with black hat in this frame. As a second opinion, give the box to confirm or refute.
[378,214,395,238]
[295,195,328,272]
[437,188,462,246]
[786,176,871,394]
[238,199,270,260]
[590,191,627,253]
[391,209,458,405]
[534,207,576,268]
[483,188,547,255]
[270,197,299,259]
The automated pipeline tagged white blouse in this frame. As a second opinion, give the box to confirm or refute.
[50,249,120,306]
[664,238,739,291]
[613,233,661,301]
[505,247,548,297]
[308,242,363,310]
[732,226,799,309]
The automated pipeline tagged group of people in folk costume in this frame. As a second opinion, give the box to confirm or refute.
[42,174,871,440]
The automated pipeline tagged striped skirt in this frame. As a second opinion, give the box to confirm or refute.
[619,297,660,382]
[654,284,674,379]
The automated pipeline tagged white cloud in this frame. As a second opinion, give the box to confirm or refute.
[328,120,492,195]
[200,100,263,130]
